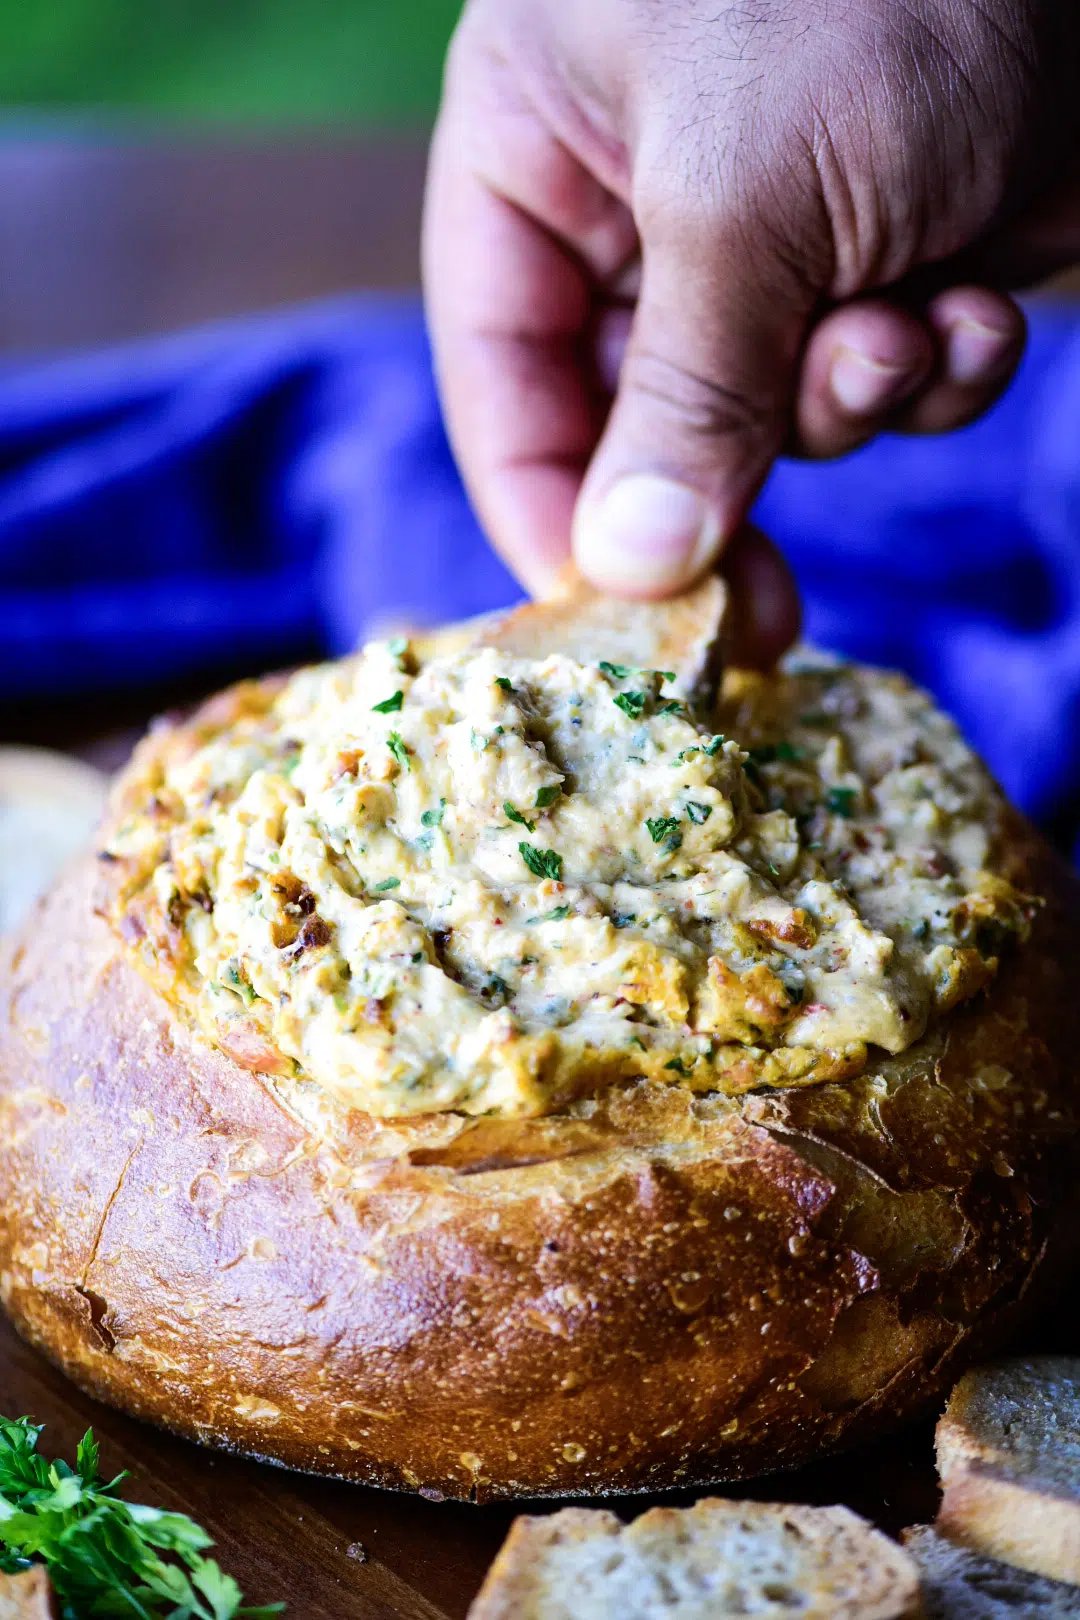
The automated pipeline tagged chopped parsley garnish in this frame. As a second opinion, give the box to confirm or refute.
[495,676,514,693]
[664,1056,690,1075]
[674,746,700,764]
[220,963,256,1006]
[503,802,535,831]
[421,799,446,827]
[534,783,562,809]
[531,905,570,923]
[373,877,400,891]
[646,815,682,845]
[658,670,676,683]
[612,912,637,929]
[411,950,425,962]
[613,690,647,719]
[749,741,803,764]
[702,734,726,755]
[372,690,404,713]
[629,1035,647,1051]
[685,801,712,824]
[599,660,633,679]
[519,843,563,881]
[0,1415,282,1618]
[481,974,512,1005]
[826,786,858,818]
[386,732,410,770]
[657,699,685,716]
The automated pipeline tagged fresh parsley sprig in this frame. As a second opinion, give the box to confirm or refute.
[0,1414,282,1618]
[518,843,563,881]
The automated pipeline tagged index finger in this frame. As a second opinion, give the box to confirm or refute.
[422,67,633,594]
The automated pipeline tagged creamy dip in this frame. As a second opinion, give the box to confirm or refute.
[100,643,1032,1119]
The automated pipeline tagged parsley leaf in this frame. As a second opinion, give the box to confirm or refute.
[529,905,570,923]
[685,802,712,824]
[519,843,563,881]
[386,732,410,770]
[664,1056,691,1075]
[372,877,400,891]
[645,815,681,845]
[534,784,562,809]
[503,802,535,832]
[420,799,446,828]
[611,912,637,929]
[371,690,404,713]
[495,677,514,693]
[599,660,633,679]
[656,699,685,716]
[0,1414,282,1617]
[658,670,676,683]
[826,786,858,818]
[749,741,803,765]
[702,735,726,755]
[613,691,647,719]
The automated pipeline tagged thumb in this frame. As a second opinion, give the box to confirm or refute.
[572,207,813,598]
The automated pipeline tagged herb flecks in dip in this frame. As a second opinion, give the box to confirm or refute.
[100,646,1032,1119]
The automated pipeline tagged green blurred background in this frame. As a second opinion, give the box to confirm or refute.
[0,0,459,125]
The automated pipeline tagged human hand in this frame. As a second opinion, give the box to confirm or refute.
[422,0,1080,659]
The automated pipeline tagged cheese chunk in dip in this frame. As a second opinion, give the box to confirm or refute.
[100,644,1033,1119]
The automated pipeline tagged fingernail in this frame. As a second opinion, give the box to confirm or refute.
[947,316,1017,387]
[830,346,913,416]
[574,474,720,596]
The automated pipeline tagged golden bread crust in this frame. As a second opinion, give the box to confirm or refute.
[1,781,1078,1500]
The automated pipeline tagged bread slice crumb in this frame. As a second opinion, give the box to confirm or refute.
[467,1498,923,1619]
[0,1567,56,1619]
[905,1524,1080,1618]
[936,1357,1080,1585]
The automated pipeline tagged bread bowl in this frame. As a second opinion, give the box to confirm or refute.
[1,576,1078,1502]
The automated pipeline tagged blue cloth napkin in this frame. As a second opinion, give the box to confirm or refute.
[2,294,1078,849]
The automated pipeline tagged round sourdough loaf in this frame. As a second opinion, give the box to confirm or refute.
[1,638,1079,1501]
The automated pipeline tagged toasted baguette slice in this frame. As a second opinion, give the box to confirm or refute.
[904,1525,1080,1619]
[936,1357,1080,1585]
[0,1568,55,1620]
[477,565,727,709]
[467,1499,924,1619]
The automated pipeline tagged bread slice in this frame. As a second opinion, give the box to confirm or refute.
[0,746,108,934]
[477,564,727,710]
[0,1568,55,1619]
[467,1499,924,1619]
[935,1357,1080,1584]
[904,1525,1080,1618]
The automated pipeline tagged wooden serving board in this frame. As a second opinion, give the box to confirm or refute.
[0,1307,948,1619]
